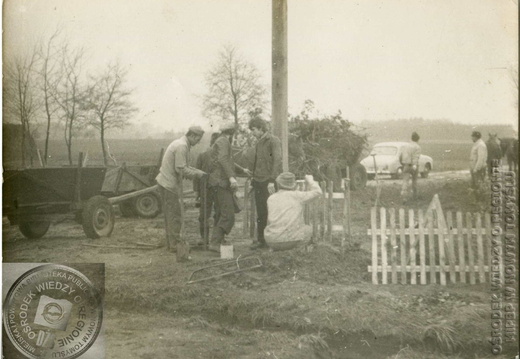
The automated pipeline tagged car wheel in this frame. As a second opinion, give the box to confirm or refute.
[391,167,403,180]
[350,164,367,190]
[421,164,431,178]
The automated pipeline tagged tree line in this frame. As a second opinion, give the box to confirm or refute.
[3,30,138,167]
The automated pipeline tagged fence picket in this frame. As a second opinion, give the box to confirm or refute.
[381,207,388,284]
[446,211,457,284]
[437,212,447,285]
[327,181,333,242]
[418,210,426,285]
[371,207,378,284]
[466,213,476,284]
[390,209,398,283]
[399,208,407,284]
[427,210,436,284]
[485,213,492,283]
[476,213,485,283]
[456,212,466,283]
[409,209,416,285]
[320,182,326,240]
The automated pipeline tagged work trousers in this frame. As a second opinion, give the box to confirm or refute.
[252,180,270,244]
[401,164,418,200]
[158,185,182,250]
[211,186,235,243]
[471,168,486,189]
[198,184,215,243]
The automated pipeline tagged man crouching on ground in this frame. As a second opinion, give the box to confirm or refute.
[264,173,322,250]
[156,126,207,256]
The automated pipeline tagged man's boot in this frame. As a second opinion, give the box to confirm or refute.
[209,227,224,252]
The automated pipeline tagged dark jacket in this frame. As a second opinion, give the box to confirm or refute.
[193,148,214,192]
[253,133,282,183]
[208,135,236,188]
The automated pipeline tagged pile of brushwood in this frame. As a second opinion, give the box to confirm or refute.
[288,100,368,187]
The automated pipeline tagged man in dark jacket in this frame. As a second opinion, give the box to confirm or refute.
[207,123,242,252]
[193,132,220,245]
[245,117,283,250]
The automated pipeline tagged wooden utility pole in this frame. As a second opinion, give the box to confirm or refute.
[272,0,289,171]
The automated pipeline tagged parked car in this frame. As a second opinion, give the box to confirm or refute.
[360,142,433,179]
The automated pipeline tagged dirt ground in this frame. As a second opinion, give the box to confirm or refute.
[3,170,519,358]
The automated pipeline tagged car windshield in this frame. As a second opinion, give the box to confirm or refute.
[371,146,398,155]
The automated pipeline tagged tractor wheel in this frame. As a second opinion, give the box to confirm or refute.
[82,195,115,239]
[134,192,161,218]
[119,199,137,217]
[350,164,367,191]
[18,221,50,239]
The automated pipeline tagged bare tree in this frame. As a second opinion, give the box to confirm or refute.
[53,45,87,165]
[37,30,62,165]
[85,62,138,165]
[202,45,267,130]
[3,49,41,167]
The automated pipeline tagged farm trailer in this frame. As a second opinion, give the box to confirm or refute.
[3,162,114,239]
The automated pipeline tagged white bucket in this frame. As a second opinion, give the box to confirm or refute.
[220,244,234,259]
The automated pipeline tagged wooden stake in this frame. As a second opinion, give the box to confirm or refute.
[327,180,333,242]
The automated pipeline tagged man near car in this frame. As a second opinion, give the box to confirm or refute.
[400,132,421,202]
[193,132,220,246]
[156,126,206,255]
[207,123,244,252]
[469,130,487,190]
[243,117,283,250]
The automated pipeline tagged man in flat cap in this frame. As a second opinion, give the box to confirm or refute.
[399,131,421,202]
[156,126,206,259]
[207,122,245,252]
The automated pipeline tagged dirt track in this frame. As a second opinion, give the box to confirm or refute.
[3,170,518,358]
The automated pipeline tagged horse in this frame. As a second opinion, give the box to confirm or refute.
[486,133,503,176]
[499,137,518,173]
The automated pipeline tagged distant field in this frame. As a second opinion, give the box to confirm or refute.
[5,138,475,172]
[10,138,210,167]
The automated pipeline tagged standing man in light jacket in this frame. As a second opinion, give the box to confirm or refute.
[400,132,421,202]
[156,126,206,255]
[469,131,487,190]
[244,117,283,250]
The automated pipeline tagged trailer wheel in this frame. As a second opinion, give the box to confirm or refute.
[350,164,367,191]
[134,193,161,218]
[18,221,50,239]
[82,195,115,239]
[119,199,137,217]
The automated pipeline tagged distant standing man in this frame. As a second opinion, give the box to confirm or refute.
[193,132,220,246]
[245,117,283,250]
[156,126,206,255]
[207,123,244,252]
[469,131,487,189]
[400,132,421,202]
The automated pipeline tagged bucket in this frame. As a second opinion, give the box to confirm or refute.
[220,244,234,259]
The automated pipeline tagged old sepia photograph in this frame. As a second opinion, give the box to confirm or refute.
[2,0,518,358]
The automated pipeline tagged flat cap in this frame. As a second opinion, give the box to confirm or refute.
[219,122,237,132]
[188,126,205,136]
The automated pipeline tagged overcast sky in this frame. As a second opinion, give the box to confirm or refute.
[3,0,518,132]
